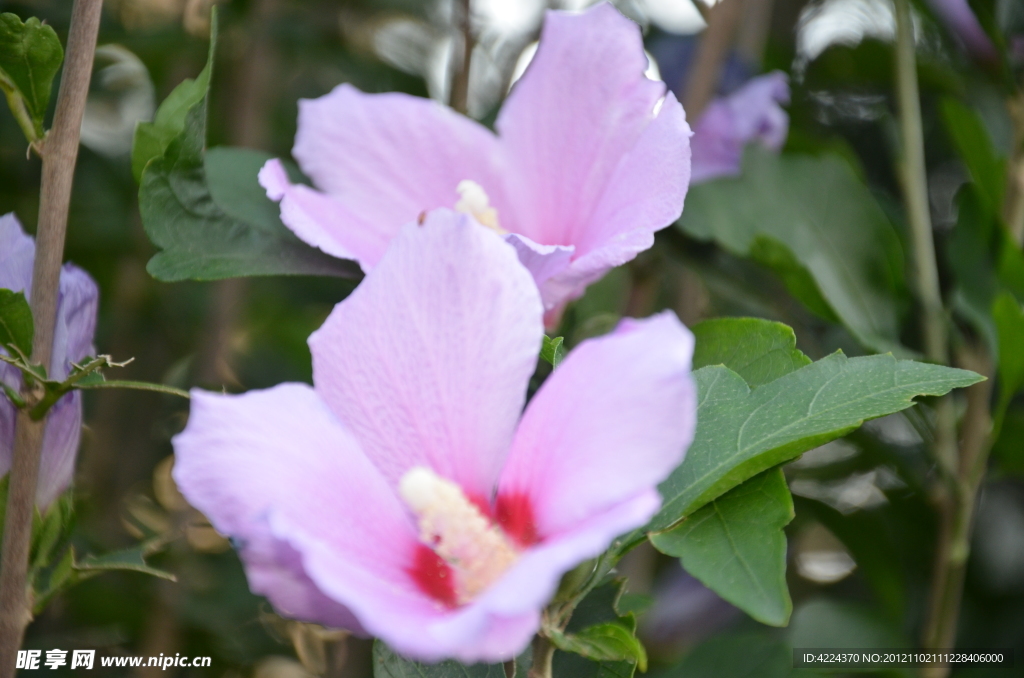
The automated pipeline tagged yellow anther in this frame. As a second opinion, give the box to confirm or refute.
[455,180,505,234]
[399,467,519,603]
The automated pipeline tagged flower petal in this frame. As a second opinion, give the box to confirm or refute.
[284,509,541,663]
[0,214,97,508]
[309,209,543,498]
[51,264,99,380]
[270,84,504,268]
[481,491,661,617]
[0,213,35,294]
[690,72,789,184]
[497,3,682,256]
[926,0,999,62]
[539,89,692,305]
[259,159,390,268]
[502,232,575,297]
[498,312,697,537]
[172,384,418,629]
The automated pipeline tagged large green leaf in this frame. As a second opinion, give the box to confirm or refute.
[649,353,983,531]
[678,146,908,356]
[939,98,1005,214]
[0,13,62,143]
[550,620,646,672]
[0,288,33,357]
[994,292,1024,435]
[372,641,505,678]
[692,317,810,387]
[137,13,360,282]
[130,18,215,182]
[660,632,806,678]
[651,468,794,626]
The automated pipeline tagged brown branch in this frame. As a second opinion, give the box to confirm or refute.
[0,1,104,673]
[683,0,746,120]
[449,0,474,115]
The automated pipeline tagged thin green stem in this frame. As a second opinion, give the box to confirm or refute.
[894,0,947,367]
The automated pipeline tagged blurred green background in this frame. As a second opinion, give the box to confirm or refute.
[1,0,1023,676]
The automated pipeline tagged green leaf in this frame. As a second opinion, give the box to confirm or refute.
[948,185,1001,354]
[678,147,909,356]
[137,16,360,282]
[692,318,811,387]
[75,545,176,581]
[994,292,1024,435]
[540,335,566,367]
[650,353,983,531]
[0,288,33,358]
[660,632,803,678]
[550,620,647,672]
[651,468,794,626]
[939,98,1005,214]
[0,13,62,143]
[372,641,506,677]
[30,491,73,571]
[130,18,215,182]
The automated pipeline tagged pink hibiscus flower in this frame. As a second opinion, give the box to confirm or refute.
[172,209,697,662]
[258,2,691,310]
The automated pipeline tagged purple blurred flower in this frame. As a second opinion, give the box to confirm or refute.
[172,209,697,662]
[0,213,98,508]
[926,0,999,63]
[258,2,691,310]
[690,72,790,184]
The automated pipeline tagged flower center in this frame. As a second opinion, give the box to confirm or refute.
[455,180,505,234]
[399,466,519,604]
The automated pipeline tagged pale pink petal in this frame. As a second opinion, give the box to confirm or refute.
[259,160,388,268]
[0,213,34,294]
[0,214,34,485]
[499,312,697,536]
[477,491,660,617]
[277,84,507,260]
[497,3,683,255]
[503,233,575,290]
[926,0,999,62]
[0,214,98,508]
[284,510,540,663]
[310,209,543,498]
[241,535,364,631]
[172,384,421,630]
[690,72,789,184]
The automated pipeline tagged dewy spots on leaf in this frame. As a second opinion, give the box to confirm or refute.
[454,180,505,234]
[400,467,519,605]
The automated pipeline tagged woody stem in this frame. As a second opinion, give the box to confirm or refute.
[0,1,103,674]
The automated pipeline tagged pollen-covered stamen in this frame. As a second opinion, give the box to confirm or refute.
[455,180,505,234]
[399,467,519,604]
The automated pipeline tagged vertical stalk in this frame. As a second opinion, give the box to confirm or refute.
[449,0,474,115]
[893,1,994,670]
[0,1,104,673]
[894,0,947,367]
[683,0,746,120]
[892,0,958,484]
[527,635,554,678]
